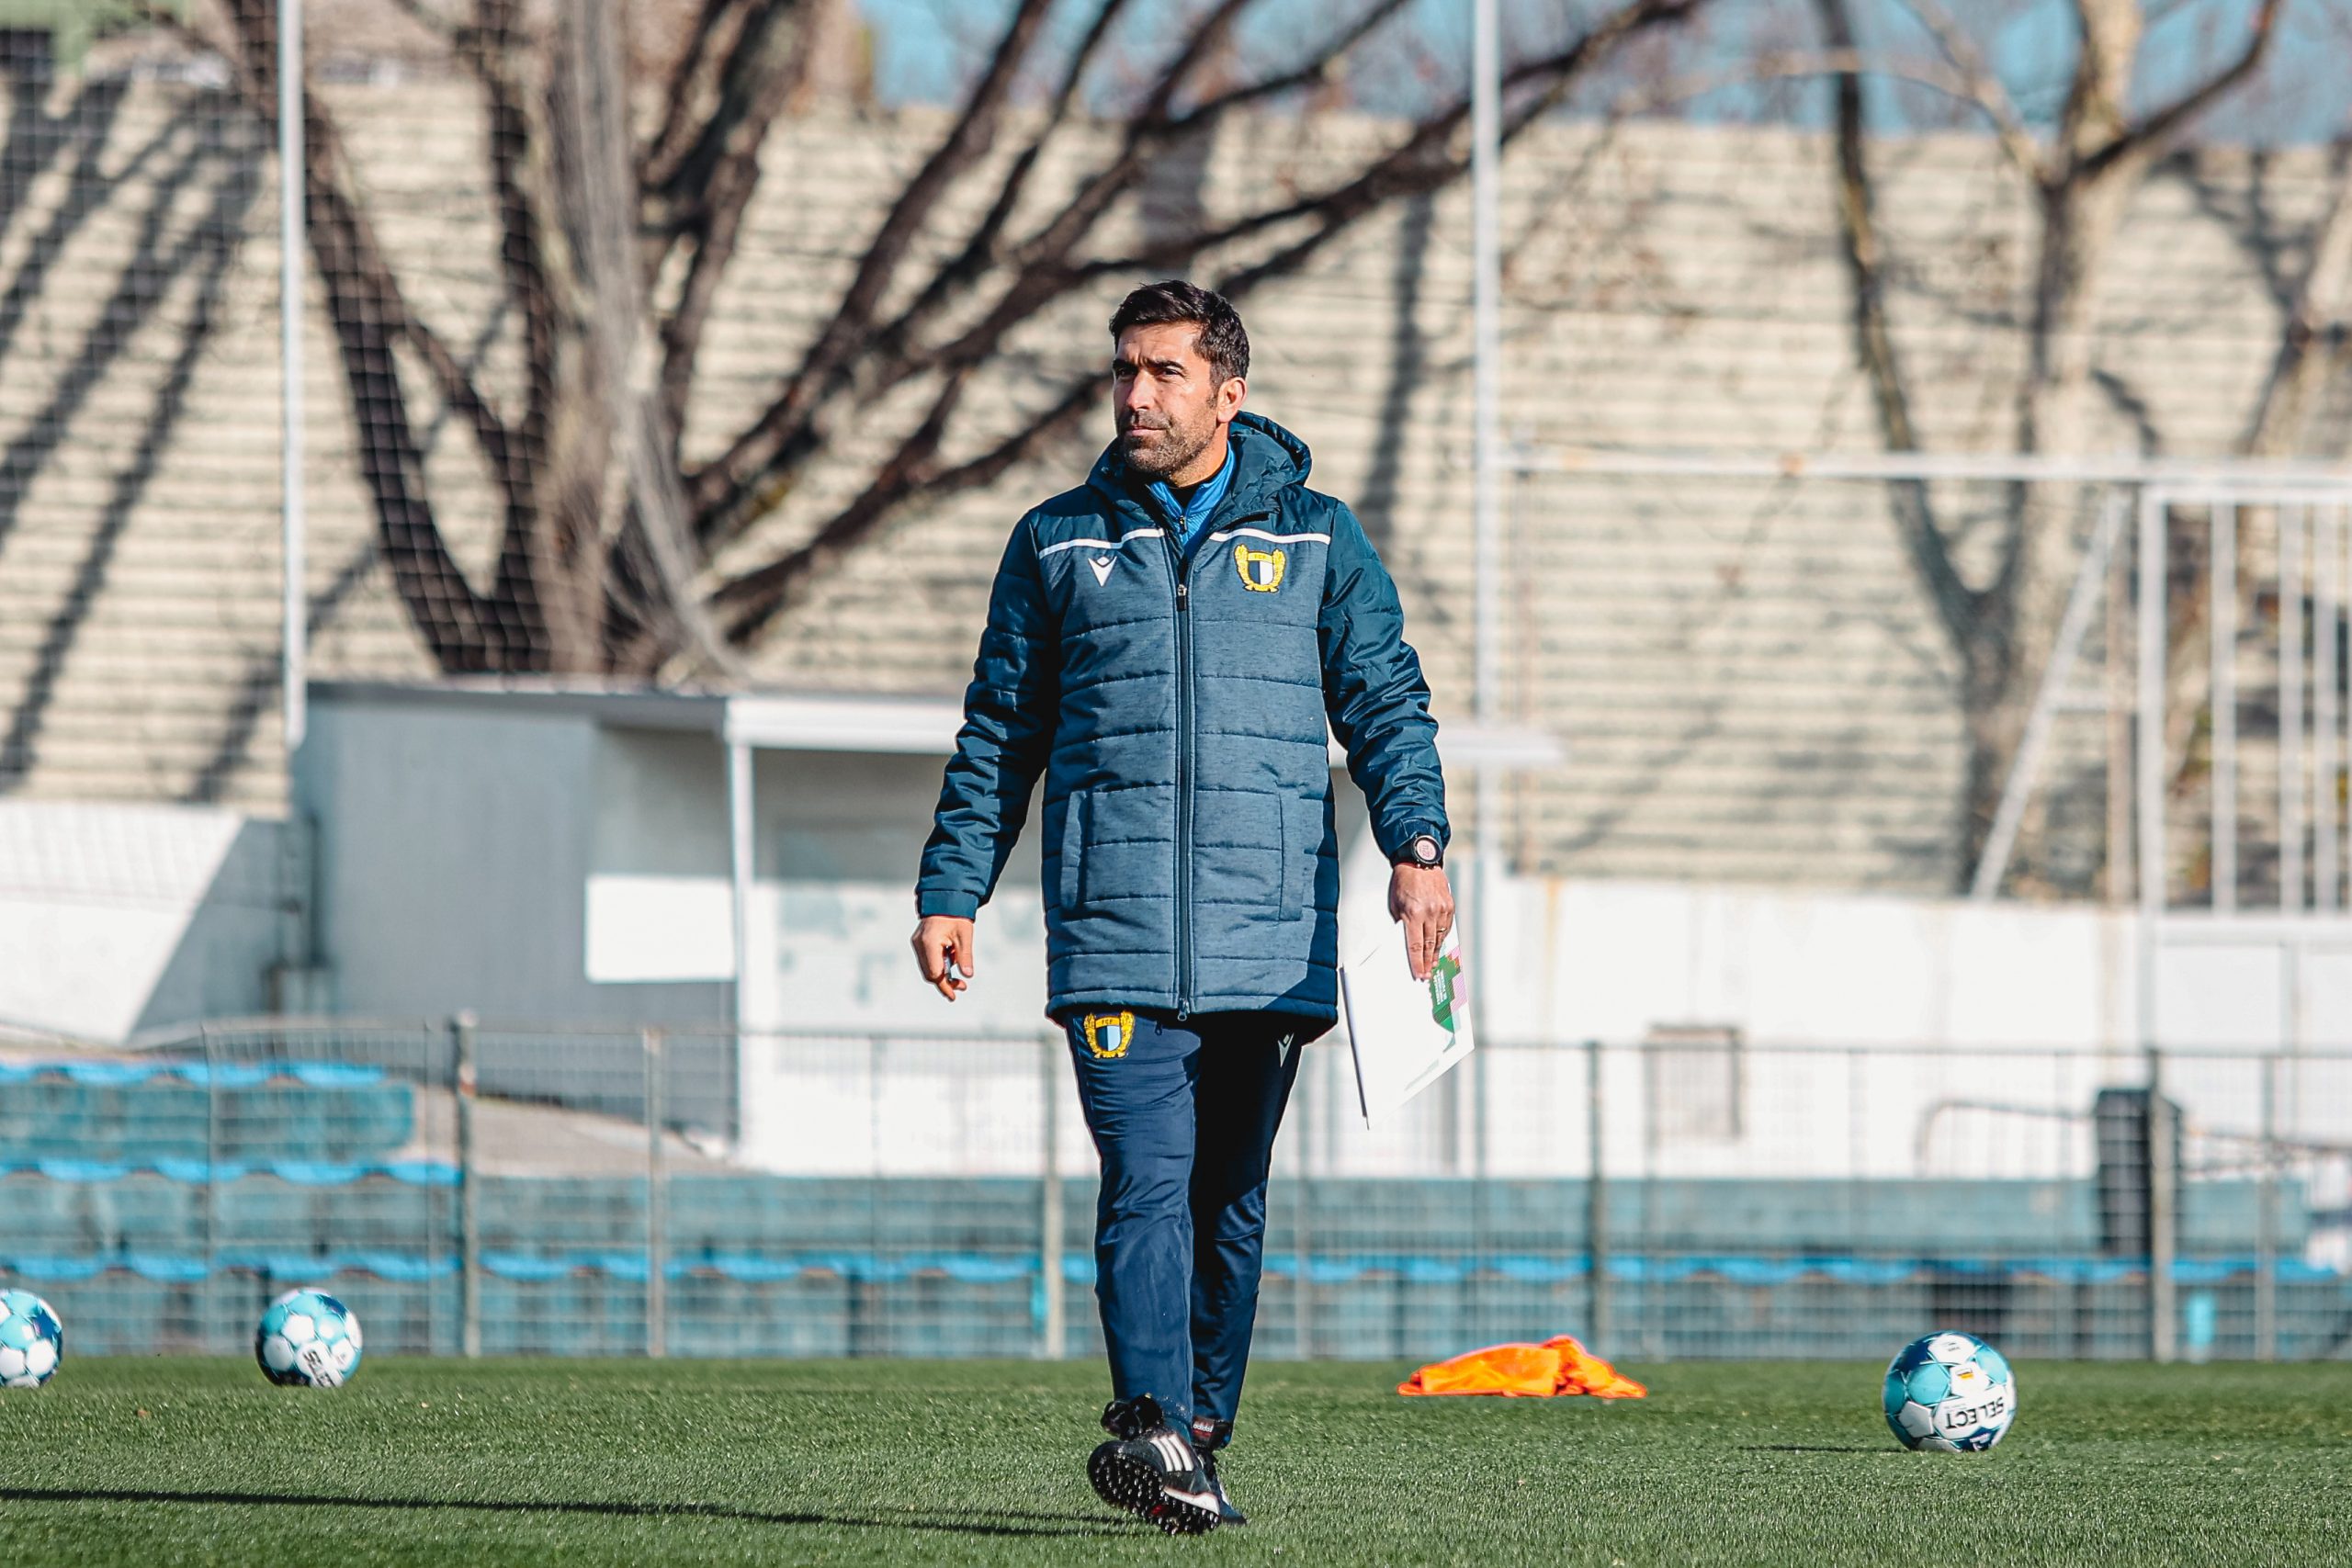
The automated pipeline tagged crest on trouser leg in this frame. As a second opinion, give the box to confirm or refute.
[1082,1010,1136,1059]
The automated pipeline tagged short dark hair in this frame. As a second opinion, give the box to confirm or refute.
[1109,279,1250,389]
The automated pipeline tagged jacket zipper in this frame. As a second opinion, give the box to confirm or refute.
[1174,564,1193,1020]
[1163,504,1272,1021]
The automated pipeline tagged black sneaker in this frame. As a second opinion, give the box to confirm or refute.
[1088,1394,1221,1536]
[1194,1438,1250,1523]
[1190,1416,1247,1526]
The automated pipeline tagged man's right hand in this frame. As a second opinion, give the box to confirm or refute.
[910,916,977,1001]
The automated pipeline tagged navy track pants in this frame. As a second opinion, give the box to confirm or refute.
[1062,1009,1306,1437]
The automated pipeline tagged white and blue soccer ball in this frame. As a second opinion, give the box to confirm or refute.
[1883,1330,2016,1451]
[0,1289,62,1388]
[255,1289,363,1388]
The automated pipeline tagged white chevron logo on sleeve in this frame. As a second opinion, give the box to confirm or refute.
[1089,555,1114,585]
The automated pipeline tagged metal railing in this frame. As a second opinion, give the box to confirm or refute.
[3,1021,2347,1363]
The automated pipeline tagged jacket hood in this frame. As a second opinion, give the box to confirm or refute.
[1088,412,1313,522]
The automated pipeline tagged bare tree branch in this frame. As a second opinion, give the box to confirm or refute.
[397,285,519,488]
[1605,49,2049,161]
[469,0,576,640]
[2246,134,2352,454]
[651,2,818,445]
[866,0,1415,378]
[1891,0,2045,180]
[162,6,520,487]
[688,0,1272,549]
[990,0,1424,288]
[2086,0,2285,177]
[897,0,1694,400]
[645,1,810,220]
[1811,0,1980,657]
[711,372,1096,644]
[468,0,551,468]
[384,0,462,43]
[864,0,1144,368]
[1093,0,1703,293]
[706,0,1710,642]
[641,0,773,194]
[685,0,1059,537]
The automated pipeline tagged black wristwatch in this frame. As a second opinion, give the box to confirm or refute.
[1395,834,1443,870]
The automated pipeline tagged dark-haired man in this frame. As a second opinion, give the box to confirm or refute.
[913,280,1452,1534]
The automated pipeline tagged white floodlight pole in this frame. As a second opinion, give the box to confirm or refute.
[727,732,753,1031]
[1472,0,1501,720]
[2315,507,2338,910]
[2135,489,2165,1032]
[278,0,307,750]
[1468,0,1501,1179]
[2212,503,2236,909]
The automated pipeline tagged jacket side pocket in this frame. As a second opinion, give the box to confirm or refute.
[1279,795,1317,921]
[1058,790,1089,914]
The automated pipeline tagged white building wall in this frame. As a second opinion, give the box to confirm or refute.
[294,697,723,1028]
[0,801,292,1041]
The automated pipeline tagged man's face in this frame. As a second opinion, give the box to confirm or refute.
[1112,322,1242,480]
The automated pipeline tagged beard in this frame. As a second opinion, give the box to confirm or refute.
[1118,410,1216,479]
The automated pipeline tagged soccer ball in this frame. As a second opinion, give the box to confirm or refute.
[255,1289,363,1388]
[0,1290,62,1388]
[1883,1330,2016,1451]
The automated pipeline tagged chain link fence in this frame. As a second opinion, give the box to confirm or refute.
[4,1022,2347,1363]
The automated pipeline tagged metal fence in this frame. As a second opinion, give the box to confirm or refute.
[3,1021,2347,1364]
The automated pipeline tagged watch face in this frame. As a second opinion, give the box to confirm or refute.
[1412,836,1441,866]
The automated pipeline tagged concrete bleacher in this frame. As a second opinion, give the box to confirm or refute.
[0,72,2344,889]
[3,1160,2303,1267]
[0,1058,412,1161]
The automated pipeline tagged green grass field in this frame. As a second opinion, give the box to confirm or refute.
[0,1357,2345,1566]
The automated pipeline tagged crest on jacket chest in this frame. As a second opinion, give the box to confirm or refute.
[1234,543,1285,592]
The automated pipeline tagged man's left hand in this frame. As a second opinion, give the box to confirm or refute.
[1389,863,1454,981]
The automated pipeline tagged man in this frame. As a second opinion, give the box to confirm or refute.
[912,280,1452,1536]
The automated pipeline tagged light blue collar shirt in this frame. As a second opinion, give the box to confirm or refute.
[1148,443,1237,558]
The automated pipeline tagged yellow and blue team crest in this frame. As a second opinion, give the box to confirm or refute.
[1234,542,1285,592]
[1082,1010,1136,1059]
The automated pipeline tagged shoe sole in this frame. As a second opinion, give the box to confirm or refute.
[1150,1489,1221,1537]
[1088,1448,1220,1536]
[1088,1446,1159,1519]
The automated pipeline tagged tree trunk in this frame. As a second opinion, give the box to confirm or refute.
[1968,169,2138,882]
[549,0,740,680]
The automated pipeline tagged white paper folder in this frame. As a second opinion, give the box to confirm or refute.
[1339,920,1475,1128]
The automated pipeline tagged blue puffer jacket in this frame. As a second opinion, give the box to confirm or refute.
[917,412,1448,1024]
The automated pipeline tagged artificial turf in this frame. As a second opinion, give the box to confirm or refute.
[0,1357,2344,1566]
